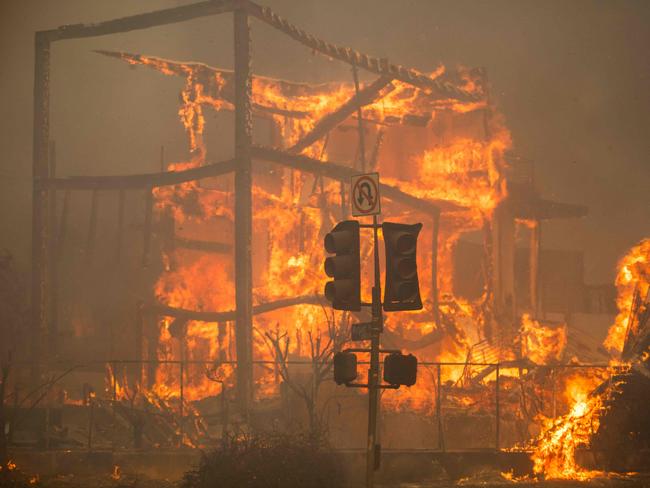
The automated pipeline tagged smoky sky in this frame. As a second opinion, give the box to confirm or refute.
[0,0,648,284]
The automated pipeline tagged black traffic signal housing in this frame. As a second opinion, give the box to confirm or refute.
[382,222,423,311]
[383,353,417,387]
[333,352,358,385]
[324,220,361,311]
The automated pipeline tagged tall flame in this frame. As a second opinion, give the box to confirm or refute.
[604,238,650,354]
[531,238,649,479]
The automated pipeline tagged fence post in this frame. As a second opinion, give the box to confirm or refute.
[495,363,500,450]
[437,364,444,451]
[179,360,184,447]
[87,394,94,451]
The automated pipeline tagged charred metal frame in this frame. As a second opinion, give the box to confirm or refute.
[11,357,611,452]
[31,0,480,409]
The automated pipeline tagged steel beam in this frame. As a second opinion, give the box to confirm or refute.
[233,5,254,414]
[49,1,235,41]
[31,31,51,382]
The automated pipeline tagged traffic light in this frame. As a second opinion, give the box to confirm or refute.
[383,353,417,387]
[333,351,358,385]
[324,220,361,311]
[382,222,423,311]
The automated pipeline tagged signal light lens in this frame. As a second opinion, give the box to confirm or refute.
[324,231,353,254]
[395,233,416,254]
[397,282,418,302]
[383,353,418,387]
[396,257,417,279]
[333,351,358,385]
[324,255,354,278]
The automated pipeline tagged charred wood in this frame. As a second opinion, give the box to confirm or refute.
[175,236,232,254]
[289,76,393,154]
[368,129,384,171]
[152,294,323,323]
[251,145,459,213]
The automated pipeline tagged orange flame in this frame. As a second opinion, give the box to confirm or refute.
[520,314,567,365]
[604,238,650,354]
[110,50,516,412]
[530,238,649,479]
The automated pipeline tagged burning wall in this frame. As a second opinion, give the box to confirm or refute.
[98,50,513,408]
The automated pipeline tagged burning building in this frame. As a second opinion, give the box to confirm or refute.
[5,0,648,483]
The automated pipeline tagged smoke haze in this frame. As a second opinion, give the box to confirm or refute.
[0,0,648,283]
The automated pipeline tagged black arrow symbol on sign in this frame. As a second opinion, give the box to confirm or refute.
[357,182,374,207]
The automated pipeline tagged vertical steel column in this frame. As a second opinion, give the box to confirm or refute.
[233,3,254,414]
[48,141,58,357]
[431,211,441,328]
[31,31,52,383]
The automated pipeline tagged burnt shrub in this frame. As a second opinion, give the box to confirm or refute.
[181,430,345,488]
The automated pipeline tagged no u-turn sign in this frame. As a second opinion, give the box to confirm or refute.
[351,172,381,217]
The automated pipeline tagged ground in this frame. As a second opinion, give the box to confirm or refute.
[20,473,650,488]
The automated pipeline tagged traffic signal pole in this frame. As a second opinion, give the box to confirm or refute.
[327,214,422,487]
[366,213,382,488]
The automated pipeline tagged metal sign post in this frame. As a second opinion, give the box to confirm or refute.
[330,172,420,488]
[350,169,383,487]
[366,211,382,488]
